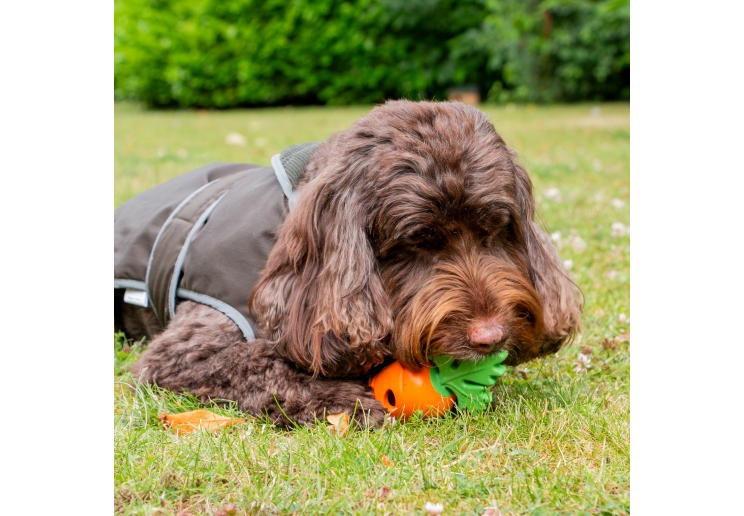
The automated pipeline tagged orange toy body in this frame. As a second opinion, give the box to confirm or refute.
[369,361,455,418]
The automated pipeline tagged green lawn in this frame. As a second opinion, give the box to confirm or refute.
[115,102,630,515]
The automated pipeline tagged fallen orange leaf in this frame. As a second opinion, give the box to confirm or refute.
[326,413,350,436]
[159,410,246,436]
[381,454,394,467]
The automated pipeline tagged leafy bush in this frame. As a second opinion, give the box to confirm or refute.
[474,0,630,103]
[114,0,629,108]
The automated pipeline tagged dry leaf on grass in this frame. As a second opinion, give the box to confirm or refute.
[381,454,394,467]
[602,338,618,350]
[364,486,391,499]
[159,410,246,436]
[326,413,349,436]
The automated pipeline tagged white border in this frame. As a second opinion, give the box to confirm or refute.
[2,0,112,510]
[632,2,744,512]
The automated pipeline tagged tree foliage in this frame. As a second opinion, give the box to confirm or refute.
[114,0,629,108]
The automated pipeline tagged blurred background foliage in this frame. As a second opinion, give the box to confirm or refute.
[114,0,629,108]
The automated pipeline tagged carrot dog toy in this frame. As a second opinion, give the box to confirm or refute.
[369,350,509,418]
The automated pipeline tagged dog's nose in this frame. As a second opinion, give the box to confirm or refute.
[468,317,506,351]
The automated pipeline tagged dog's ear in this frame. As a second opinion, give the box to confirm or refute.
[511,156,583,355]
[250,153,392,377]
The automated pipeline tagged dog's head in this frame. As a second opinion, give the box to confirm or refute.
[250,100,582,377]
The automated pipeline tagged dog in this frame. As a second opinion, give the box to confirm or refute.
[118,100,582,428]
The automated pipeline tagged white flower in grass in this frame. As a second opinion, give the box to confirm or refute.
[567,234,587,252]
[551,231,562,243]
[574,353,591,373]
[607,270,618,279]
[544,187,562,201]
[611,198,625,209]
[225,132,246,145]
[611,222,628,237]
[619,313,628,324]
[425,502,444,515]
[563,259,573,271]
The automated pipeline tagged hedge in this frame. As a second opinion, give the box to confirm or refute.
[114,0,629,108]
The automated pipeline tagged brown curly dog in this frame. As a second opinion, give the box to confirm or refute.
[120,100,582,428]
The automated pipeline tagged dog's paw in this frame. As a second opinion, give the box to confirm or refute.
[313,380,388,429]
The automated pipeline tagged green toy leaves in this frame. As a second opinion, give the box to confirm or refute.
[429,350,509,412]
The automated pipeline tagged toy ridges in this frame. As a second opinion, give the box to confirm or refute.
[369,362,455,418]
[430,350,509,412]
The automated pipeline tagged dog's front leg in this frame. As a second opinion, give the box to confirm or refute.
[130,301,387,428]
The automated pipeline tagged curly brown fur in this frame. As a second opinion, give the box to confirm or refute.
[117,301,162,342]
[129,100,582,428]
[250,100,581,374]
[131,301,386,428]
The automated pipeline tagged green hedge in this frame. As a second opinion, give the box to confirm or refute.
[477,0,630,103]
[114,0,629,108]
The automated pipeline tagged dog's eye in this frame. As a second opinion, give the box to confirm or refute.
[411,228,446,251]
[485,206,510,228]
[375,225,446,259]
[468,202,510,230]
[478,208,511,234]
[472,211,515,249]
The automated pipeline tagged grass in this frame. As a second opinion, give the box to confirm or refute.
[114,101,630,515]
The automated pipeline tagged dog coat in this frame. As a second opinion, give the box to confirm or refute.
[114,142,321,339]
